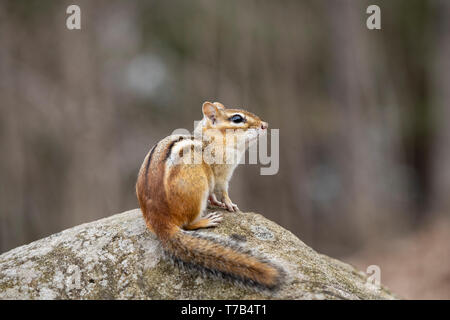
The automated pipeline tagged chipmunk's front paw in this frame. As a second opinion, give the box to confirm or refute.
[208,195,227,209]
[224,199,239,212]
[204,212,223,227]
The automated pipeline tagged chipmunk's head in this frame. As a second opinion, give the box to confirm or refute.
[197,101,268,145]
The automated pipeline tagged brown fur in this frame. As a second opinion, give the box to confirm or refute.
[136,102,283,290]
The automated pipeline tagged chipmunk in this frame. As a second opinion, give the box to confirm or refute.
[136,101,284,291]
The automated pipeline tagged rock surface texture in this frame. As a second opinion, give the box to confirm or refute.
[0,209,396,299]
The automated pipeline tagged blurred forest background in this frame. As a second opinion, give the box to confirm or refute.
[0,0,449,299]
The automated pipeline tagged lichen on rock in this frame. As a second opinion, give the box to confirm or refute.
[0,209,396,299]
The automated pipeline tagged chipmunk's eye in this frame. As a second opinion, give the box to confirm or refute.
[230,114,244,123]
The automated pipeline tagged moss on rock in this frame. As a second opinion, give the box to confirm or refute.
[0,209,396,299]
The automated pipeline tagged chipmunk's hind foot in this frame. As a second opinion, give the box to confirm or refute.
[184,212,223,230]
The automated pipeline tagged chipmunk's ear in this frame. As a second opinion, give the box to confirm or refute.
[202,101,221,125]
[213,102,225,110]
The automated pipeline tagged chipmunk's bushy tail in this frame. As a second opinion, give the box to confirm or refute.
[160,226,285,291]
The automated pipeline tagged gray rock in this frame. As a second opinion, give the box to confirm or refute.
[0,209,396,299]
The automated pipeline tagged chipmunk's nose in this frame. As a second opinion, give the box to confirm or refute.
[261,122,268,130]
